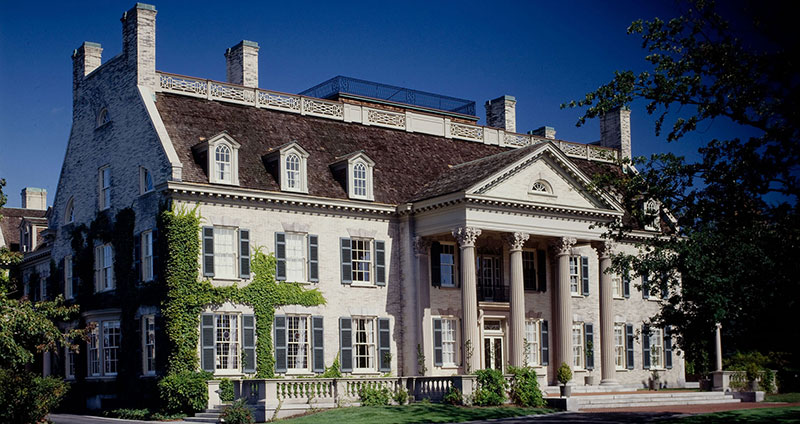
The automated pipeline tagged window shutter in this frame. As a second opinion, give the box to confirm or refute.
[378,318,391,372]
[242,314,256,373]
[201,314,215,372]
[642,324,651,369]
[541,320,549,366]
[375,241,386,286]
[623,274,630,298]
[239,229,250,279]
[433,318,443,366]
[581,256,590,296]
[642,273,650,299]
[275,232,286,281]
[585,322,594,370]
[625,323,635,370]
[664,326,673,369]
[202,227,214,277]
[151,228,159,282]
[274,315,287,373]
[312,316,324,372]
[430,242,442,287]
[340,238,352,285]
[308,235,319,283]
[339,317,352,372]
[537,249,547,292]
[134,232,141,282]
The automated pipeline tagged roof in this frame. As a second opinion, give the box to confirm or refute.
[0,207,47,251]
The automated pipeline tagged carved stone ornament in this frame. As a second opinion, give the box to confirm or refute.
[503,232,530,251]
[413,236,432,256]
[551,236,577,256]
[452,227,482,248]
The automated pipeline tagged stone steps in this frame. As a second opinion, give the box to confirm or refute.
[183,409,222,423]
[572,391,740,410]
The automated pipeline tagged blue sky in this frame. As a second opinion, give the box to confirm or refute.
[0,0,751,207]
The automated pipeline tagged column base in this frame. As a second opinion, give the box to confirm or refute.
[599,379,621,386]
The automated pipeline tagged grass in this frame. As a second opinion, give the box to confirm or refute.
[280,404,556,424]
[767,393,800,403]
[664,406,800,424]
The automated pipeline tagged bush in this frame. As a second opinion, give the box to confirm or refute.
[557,362,572,385]
[321,353,343,378]
[158,371,210,415]
[104,408,149,420]
[219,378,235,402]
[0,369,69,424]
[443,387,463,405]
[219,399,254,424]
[472,369,506,406]
[507,366,545,407]
[393,387,409,405]
[358,386,391,406]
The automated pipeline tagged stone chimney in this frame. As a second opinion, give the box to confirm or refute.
[21,188,47,210]
[600,107,632,159]
[485,95,516,133]
[121,3,157,88]
[225,40,260,88]
[529,126,556,140]
[71,42,103,99]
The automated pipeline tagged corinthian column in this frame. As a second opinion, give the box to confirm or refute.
[552,237,576,375]
[505,232,529,367]
[453,226,482,372]
[413,236,432,375]
[596,241,619,385]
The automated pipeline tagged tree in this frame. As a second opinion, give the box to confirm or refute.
[0,179,23,294]
[564,0,800,373]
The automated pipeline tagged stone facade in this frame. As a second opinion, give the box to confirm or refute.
[600,107,632,159]
[485,95,516,132]
[225,40,260,88]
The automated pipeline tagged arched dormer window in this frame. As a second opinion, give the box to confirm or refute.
[97,108,110,128]
[192,132,241,186]
[331,151,375,201]
[529,179,552,195]
[286,154,301,189]
[353,162,368,197]
[643,199,661,231]
[266,142,309,193]
[65,197,75,224]
[215,145,232,183]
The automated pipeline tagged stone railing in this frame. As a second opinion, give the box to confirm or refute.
[156,71,619,164]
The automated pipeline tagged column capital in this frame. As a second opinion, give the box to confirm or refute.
[452,227,482,248]
[551,236,577,256]
[503,232,529,251]
[594,241,616,259]
[413,236,432,257]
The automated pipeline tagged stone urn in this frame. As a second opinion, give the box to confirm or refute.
[560,384,572,397]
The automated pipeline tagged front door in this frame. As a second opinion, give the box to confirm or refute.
[484,336,503,370]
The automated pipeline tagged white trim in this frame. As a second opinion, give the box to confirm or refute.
[138,86,183,181]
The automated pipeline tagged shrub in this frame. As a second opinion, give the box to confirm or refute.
[358,386,391,406]
[557,362,572,385]
[158,371,210,414]
[472,369,506,406]
[507,366,545,407]
[393,387,409,405]
[321,353,343,378]
[104,408,149,420]
[219,399,254,424]
[443,387,463,405]
[760,369,776,393]
[219,378,235,402]
[0,369,69,424]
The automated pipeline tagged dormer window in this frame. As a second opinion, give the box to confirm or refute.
[643,199,661,231]
[353,162,368,197]
[286,154,301,189]
[331,151,375,201]
[193,132,241,186]
[264,142,309,194]
[215,145,232,183]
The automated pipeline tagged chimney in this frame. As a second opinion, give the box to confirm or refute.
[600,107,632,159]
[72,42,103,100]
[485,95,516,133]
[225,40,260,88]
[529,126,556,140]
[121,3,157,88]
[21,188,47,210]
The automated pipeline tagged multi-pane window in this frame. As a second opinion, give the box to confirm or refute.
[215,314,240,370]
[522,251,536,290]
[353,317,376,371]
[650,328,664,369]
[214,227,236,279]
[142,231,154,282]
[65,347,76,379]
[612,276,623,298]
[440,244,456,287]
[572,323,584,369]
[441,318,457,366]
[64,255,73,300]
[614,323,626,369]
[351,239,372,283]
[215,145,232,183]
[286,154,300,189]
[285,233,306,282]
[94,244,114,292]
[99,166,111,210]
[89,325,101,376]
[525,320,540,366]
[103,321,120,375]
[287,316,310,371]
[141,167,154,194]
[353,162,367,198]
[143,316,156,375]
[569,256,580,294]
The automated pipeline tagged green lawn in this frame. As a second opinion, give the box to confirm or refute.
[767,393,800,403]
[664,406,800,424]
[280,404,556,424]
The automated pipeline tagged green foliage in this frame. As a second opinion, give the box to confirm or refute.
[219,378,235,402]
[392,387,409,405]
[472,369,506,406]
[157,370,210,415]
[416,344,427,375]
[506,366,545,407]
[556,362,572,385]
[104,408,150,420]
[442,386,463,405]
[0,369,69,424]
[219,399,254,424]
[321,353,343,378]
[358,386,391,406]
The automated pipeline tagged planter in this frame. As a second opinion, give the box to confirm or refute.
[560,385,571,397]
[584,376,595,386]
[649,379,661,391]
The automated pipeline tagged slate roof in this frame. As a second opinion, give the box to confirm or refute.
[0,208,47,251]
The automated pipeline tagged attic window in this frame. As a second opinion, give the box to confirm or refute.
[97,108,110,127]
[353,163,368,197]
[529,180,552,195]
[215,145,232,183]
[65,197,75,224]
[192,132,241,186]
[286,154,301,189]
[643,199,661,231]
[330,152,375,201]
[267,143,309,194]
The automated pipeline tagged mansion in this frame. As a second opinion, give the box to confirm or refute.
[33,3,683,409]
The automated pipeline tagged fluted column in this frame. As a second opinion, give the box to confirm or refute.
[413,236,432,375]
[453,227,482,372]
[505,232,530,367]
[715,323,723,372]
[552,237,577,374]
[597,241,619,385]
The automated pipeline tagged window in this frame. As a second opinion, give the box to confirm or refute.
[572,323,584,369]
[142,315,156,375]
[88,319,120,377]
[649,327,664,369]
[525,320,541,366]
[644,199,660,231]
[65,347,76,379]
[287,316,310,371]
[285,233,306,282]
[65,197,75,223]
[569,257,580,294]
[97,108,110,127]
[140,167,154,194]
[530,180,551,194]
[94,244,114,292]
[215,314,240,371]
[99,166,111,210]
[140,231,154,282]
[441,318,457,366]
[351,239,372,283]
[89,325,101,376]
[440,244,456,287]
[612,275,623,298]
[214,227,236,279]
[353,317,376,371]
[614,323,626,369]
[286,154,301,189]
[522,251,536,290]
[336,153,375,201]
[195,133,241,185]
[64,256,73,300]
[353,162,367,198]
[215,145,232,184]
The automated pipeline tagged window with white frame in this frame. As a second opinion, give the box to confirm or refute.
[88,325,101,376]
[285,233,306,282]
[287,316,310,371]
[87,319,120,377]
[614,323,626,369]
[530,180,551,194]
[569,256,580,294]
[572,323,584,369]
[142,231,154,282]
[94,244,114,292]
[64,255,73,300]
[140,167,154,194]
[440,244,456,287]
[650,327,664,369]
[65,197,75,224]
[142,315,156,375]
[441,318,457,366]
[350,239,372,283]
[286,154,301,189]
[353,162,368,198]
[65,346,76,379]
[214,227,237,279]
[612,275,623,298]
[340,154,375,201]
[525,320,541,366]
[103,321,120,375]
[99,166,111,210]
[353,317,376,371]
[215,145,232,184]
[644,199,661,231]
[215,314,240,371]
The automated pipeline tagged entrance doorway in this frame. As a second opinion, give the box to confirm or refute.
[483,319,504,370]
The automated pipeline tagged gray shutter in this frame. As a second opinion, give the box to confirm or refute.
[201,314,215,372]
[339,317,352,372]
[541,320,549,366]
[585,323,594,370]
[581,256,590,296]
[623,274,630,298]
[375,241,386,286]
[308,235,319,283]
[537,249,547,292]
[275,233,286,281]
[312,316,324,372]
[274,315,287,373]
[242,314,256,373]
[202,227,214,277]
[664,326,673,369]
[642,324,651,369]
[642,273,650,299]
[134,232,141,282]
[239,229,250,279]
[340,238,352,285]
[433,318,443,366]
[626,324,635,370]
[430,242,442,287]
[378,318,390,372]
[151,228,159,282]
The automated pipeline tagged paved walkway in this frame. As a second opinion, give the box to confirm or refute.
[49,414,187,424]
[582,401,800,413]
